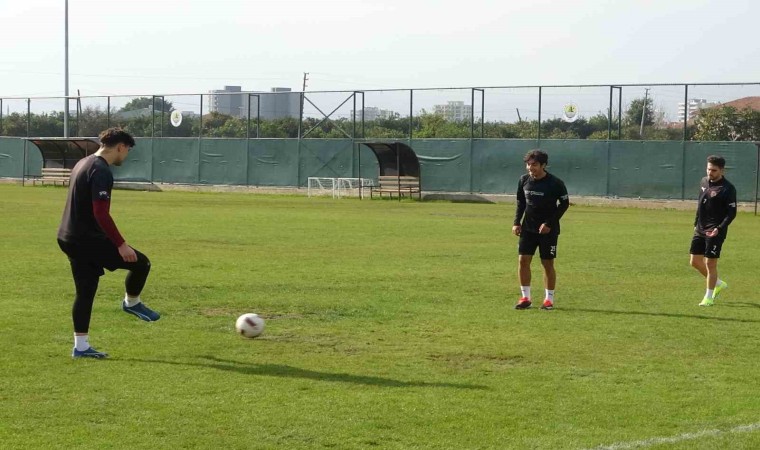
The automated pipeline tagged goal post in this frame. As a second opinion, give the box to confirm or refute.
[336,177,376,199]
[307,177,338,198]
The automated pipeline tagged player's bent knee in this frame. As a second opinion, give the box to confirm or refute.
[136,252,151,268]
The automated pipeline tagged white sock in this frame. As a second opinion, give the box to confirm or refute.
[520,286,531,299]
[124,294,141,307]
[546,290,555,302]
[705,289,714,299]
[74,334,90,351]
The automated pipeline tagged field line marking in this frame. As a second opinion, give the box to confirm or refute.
[588,421,760,450]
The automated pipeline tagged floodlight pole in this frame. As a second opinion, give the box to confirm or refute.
[64,0,69,138]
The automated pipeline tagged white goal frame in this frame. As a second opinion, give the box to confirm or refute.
[336,177,375,199]
[307,177,338,198]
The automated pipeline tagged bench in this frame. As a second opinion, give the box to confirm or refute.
[38,167,72,186]
[370,175,421,199]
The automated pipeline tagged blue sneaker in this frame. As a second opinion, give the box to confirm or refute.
[123,301,161,321]
[72,347,109,359]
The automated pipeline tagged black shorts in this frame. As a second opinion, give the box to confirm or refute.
[518,232,558,259]
[58,238,148,280]
[689,233,726,259]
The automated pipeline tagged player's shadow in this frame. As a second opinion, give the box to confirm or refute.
[123,356,489,390]
[562,307,760,323]
[721,302,760,309]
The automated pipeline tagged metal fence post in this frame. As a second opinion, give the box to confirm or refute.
[755,142,759,216]
[537,86,542,145]
[683,85,689,141]
[26,98,30,138]
[409,89,413,141]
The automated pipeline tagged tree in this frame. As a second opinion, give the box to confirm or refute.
[75,106,109,137]
[692,106,760,141]
[119,97,174,113]
[624,97,655,127]
[200,112,246,138]
[0,112,29,137]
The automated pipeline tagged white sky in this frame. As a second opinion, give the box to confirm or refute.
[1,0,759,120]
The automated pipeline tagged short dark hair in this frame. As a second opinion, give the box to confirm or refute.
[524,149,548,165]
[707,155,726,169]
[99,127,135,148]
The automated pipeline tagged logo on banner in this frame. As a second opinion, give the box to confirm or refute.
[562,103,579,123]
[170,110,183,127]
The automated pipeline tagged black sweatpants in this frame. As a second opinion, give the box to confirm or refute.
[58,239,151,333]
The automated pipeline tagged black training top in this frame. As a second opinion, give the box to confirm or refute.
[694,176,737,236]
[57,155,114,244]
[514,172,570,234]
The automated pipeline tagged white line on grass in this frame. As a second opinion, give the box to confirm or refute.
[588,422,760,450]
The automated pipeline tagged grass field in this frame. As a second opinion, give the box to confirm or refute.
[1,184,760,449]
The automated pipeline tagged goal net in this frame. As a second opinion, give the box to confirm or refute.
[307,177,337,197]
[336,177,375,198]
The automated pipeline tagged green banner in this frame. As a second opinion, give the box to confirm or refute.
[1,137,757,202]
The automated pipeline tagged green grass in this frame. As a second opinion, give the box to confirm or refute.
[1,184,759,449]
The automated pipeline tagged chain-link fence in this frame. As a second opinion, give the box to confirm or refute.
[4,83,760,141]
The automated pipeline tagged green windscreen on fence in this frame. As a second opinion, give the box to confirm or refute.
[2,137,757,202]
[608,141,685,199]
[411,139,472,192]
[299,139,354,185]
[248,140,299,186]
[0,138,27,177]
[538,140,609,197]
[683,141,758,201]
[200,139,248,185]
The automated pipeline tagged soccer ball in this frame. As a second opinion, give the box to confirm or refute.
[235,313,265,338]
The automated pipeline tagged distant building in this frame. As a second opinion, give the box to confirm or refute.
[209,86,244,117]
[677,98,718,122]
[713,96,760,111]
[675,96,760,125]
[350,106,397,121]
[209,86,300,119]
[433,101,472,121]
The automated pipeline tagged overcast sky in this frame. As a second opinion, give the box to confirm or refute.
[1,0,759,120]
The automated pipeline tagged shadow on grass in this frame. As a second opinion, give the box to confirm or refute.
[722,302,760,309]
[562,307,760,323]
[122,356,489,390]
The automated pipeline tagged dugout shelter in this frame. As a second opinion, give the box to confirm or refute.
[24,138,100,186]
[360,142,421,178]
[27,138,100,169]
[359,142,422,199]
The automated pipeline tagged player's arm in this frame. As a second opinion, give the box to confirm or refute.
[542,180,570,232]
[93,200,137,262]
[513,178,526,235]
[92,200,125,247]
[91,170,136,262]
[717,184,737,230]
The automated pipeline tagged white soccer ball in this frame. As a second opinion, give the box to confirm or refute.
[235,313,265,338]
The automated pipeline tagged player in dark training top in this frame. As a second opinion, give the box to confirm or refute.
[57,128,160,359]
[512,150,570,310]
[689,155,737,307]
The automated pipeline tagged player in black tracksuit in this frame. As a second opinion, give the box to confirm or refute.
[57,128,160,359]
[689,155,737,306]
[512,150,569,310]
